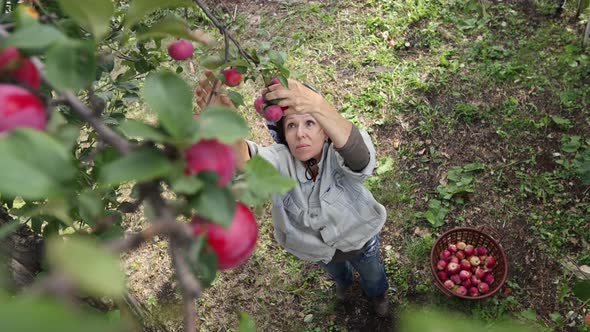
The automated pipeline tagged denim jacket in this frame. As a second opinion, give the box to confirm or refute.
[246,129,387,263]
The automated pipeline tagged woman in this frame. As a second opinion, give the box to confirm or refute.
[196,75,390,317]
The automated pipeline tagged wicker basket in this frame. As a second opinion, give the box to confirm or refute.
[430,226,508,300]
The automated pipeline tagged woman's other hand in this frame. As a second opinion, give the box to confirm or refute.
[262,79,328,116]
[263,79,352,148]
[195,71,234,110]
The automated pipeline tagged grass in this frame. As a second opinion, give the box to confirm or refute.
[119,0,590,331]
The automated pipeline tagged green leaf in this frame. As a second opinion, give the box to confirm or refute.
[0,23,65,51]
[170,175,204,195]
[11,198,74,226]
[47,236,125,298]
[225,58,250,70]
[549,312,562,323]
[244,155,295,198]
[375,157,395,175]
[268,50,286,67]
[519,308,537,321]
[45,39,97,91]
[573,280,590,301]
[0,128,76,200]
[423,199,448,227]
[227,90,245,108]
[191,186,235,227]
[562,136,581,153]
[118,119,169,142]
[46,111,80,151]
[125,0,193,28]
[0,220,20,239]
[77,190,104,226]
[99,147,174,186]
[0,296,125,332]
[551,115,571,127]
[197,106,248,144]
[278,74,289,88]
[201,55,225,70]
[56,0,113,39]
[144,71,194,139]
[137,15,195,41]
[237,312,256,332]
[188,237,218,287]
[463,162,485,172]
[31,217,43,234]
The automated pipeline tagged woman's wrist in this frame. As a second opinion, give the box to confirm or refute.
[313,100,352,148]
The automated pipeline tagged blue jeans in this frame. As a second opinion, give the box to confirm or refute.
[320,235,389,299]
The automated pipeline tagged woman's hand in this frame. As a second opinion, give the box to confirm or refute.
[195,71,234,111]
[262,79,328,116]
[263,78,352,148]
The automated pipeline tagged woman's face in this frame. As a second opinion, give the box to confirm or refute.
[283,113,327,162]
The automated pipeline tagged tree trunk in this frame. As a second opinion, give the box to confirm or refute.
[0,207,172,332]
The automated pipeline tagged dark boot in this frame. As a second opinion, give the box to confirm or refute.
[372,293,389,317]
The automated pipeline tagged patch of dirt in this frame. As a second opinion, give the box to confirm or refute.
[333,283,398,332]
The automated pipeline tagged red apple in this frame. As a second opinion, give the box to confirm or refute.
[484,255,496,268]
[437,259,447,271]
[469,255,481,267]
[447,262,460,275]
[478,282,490,294]
[459,270,471,281]
[0,84,46,133]
[456,250,465,260]
[184,138,236,186]
[444,279,454,289]
[440,249,451,261]
[462,279,472,289]
[460,259,471,271]
[474,266,487,279]
[0,46,21,72]
[191,202,258,270]
[450,274,461,285]
[475,245,487,256]
[455,286,467,296]
[221,67,243,87]
[263,104,283,122]
[254,95,264,114]
[168,39,193,60]
[12,58,40,90]
[447,243,457,253]
[483,272,494,285]
[266,77,280,87]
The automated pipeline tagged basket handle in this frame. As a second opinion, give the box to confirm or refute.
[478,225,504,243]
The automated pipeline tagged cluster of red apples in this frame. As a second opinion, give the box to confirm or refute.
[253,77,286,122]
[436,240,497,297]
